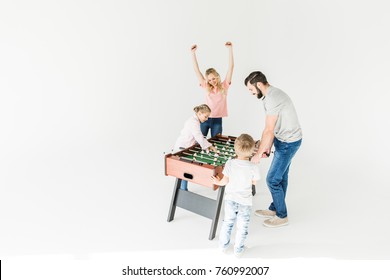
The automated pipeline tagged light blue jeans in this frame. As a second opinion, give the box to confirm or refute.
[219,200,251,254]
[267,138,302,218]
[180,180,188,191]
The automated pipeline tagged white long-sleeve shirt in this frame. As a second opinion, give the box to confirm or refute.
[173,114,212,152]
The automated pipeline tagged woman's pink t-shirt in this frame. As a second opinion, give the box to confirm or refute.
[200,80,230,118]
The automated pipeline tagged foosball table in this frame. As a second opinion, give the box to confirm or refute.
[165,134,256,240]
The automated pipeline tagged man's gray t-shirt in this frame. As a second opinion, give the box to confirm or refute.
[263,86,302,142]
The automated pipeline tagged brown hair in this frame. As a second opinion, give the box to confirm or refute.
[234,134,255,158]
[244,71,268,86]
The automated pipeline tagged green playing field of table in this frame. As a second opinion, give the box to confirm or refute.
[179,138,236,166]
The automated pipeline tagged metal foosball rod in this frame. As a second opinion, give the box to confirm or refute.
[181,151,226,166]
[189,147,231,160]
[209,137,234,143]
[187,149,217,159]
[211,142,235,151]
[209,138,234,143]
[186,149,231,165]
[251,149,274,157]
[190,154,230,164]
[209,139,235,147]
[192,144,235,156]
[180,152,213,165]
[190,147,235,160]
[188,150,220,164]
[191,146,233,155]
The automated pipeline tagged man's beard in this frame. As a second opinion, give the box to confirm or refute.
[256,86,263,99]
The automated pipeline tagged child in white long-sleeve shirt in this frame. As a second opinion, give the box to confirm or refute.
[211,134,260,257]
[173,104,217,190]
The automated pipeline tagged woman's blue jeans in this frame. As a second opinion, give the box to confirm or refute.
[200,117,222,137]
[267,138,302,218]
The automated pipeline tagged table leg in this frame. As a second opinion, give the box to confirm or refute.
[167,178,181,222]
[208,186,225,240]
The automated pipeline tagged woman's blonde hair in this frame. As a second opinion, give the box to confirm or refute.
[193,104,211,114]
[205,68,225,94]
[234,134,255,158]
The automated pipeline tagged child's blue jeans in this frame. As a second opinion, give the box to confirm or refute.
[219,200,251,254]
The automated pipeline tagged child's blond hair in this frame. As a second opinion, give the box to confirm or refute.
[193,104,211,114]
[234,134,255,158]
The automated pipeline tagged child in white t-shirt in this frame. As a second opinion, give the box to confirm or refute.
[211,133,260,257]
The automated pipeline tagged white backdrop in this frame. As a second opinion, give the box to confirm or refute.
[1,0,390,273]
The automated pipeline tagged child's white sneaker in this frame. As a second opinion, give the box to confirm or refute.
[219,245,229,254]
[234,246,247,258]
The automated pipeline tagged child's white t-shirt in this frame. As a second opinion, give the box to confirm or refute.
[222,159,261,206]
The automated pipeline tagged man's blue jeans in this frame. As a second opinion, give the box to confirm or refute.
[267,138,302,218]
[200,117,222,137]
